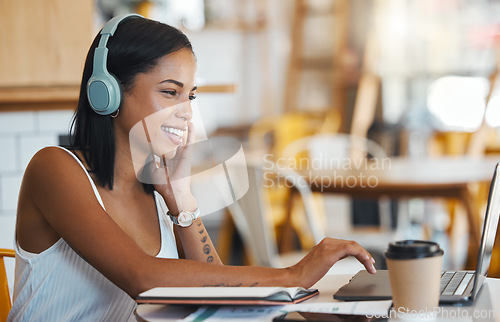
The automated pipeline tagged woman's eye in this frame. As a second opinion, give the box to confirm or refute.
[189,94,197,101]
[162,90,177,97]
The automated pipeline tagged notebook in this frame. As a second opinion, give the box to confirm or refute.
[334,161,500,303]
[136,286,319,305]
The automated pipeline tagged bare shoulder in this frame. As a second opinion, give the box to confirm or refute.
[18,146,94,253]
[21,145,100,214]
[27,146,78,171]
[24,146,85,185]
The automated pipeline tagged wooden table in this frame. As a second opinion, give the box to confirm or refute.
[135,272,500,321]
[295,156,500,265]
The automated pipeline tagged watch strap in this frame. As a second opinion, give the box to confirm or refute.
[167,208,200,226]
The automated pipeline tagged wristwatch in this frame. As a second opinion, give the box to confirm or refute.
[167,208,200,227]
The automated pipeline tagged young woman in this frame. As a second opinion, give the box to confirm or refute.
[8,15,376,321]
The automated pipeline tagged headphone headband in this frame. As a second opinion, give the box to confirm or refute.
[87,14,143,115]
[98,14,142,48]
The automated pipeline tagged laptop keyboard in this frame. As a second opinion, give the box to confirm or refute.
[440,271,475,296]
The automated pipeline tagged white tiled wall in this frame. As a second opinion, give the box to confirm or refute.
[0,109,74,297]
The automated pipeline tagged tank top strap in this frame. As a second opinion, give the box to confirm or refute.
[153,191,178,259]
[52,146,106,211]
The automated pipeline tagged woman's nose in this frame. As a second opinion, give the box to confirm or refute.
[175,101,192,121]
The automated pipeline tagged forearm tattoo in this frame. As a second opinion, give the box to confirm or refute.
[196,221,259,287]
[198,221,213,263]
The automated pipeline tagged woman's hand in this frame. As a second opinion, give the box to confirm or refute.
[147,121,197,213]
[288,238,377,289]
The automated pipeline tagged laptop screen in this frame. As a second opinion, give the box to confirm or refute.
[472,162,500,299]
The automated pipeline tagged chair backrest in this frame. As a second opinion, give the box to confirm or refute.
[227,162,324,267]
[247,112,330,158]
[279,133,392,235]
[0,248,15,321]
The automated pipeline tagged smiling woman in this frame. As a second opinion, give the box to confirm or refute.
[8,14,376,321]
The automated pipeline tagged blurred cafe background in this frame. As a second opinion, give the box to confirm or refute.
[1,0,500,297]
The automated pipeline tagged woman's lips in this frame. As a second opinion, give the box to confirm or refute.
[161,125,184,145]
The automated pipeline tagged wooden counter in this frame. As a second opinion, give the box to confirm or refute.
[0,84,238,112]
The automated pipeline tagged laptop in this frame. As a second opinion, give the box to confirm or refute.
[334,161,500,303]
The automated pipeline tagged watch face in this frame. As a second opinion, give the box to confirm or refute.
[178,212,194,227]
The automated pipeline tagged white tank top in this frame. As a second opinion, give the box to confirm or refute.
[8,146,179,321]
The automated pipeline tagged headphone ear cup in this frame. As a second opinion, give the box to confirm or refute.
[86,14,141,115]
[87,71,122,115]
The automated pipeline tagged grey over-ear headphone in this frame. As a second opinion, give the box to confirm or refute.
[87,14,142,115]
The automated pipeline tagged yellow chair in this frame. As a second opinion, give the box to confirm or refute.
[0,248,15,322]
[247,112,333,251]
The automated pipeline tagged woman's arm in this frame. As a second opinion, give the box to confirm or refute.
[17,147,282,296]
[147,120,223,264]
[19,147,375,300]
[136,237,376,293]
[173,219,223,264]
[146,159,223,264]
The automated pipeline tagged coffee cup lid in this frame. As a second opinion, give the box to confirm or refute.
[384,240,444,260]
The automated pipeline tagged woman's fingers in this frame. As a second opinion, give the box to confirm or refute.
[338,240,377,274]
[318,238,377,274]
[185,121,195,146]
[352,249,377,274]
[176,121,194,157]
[139,153,169,187]
[291,238,377,288]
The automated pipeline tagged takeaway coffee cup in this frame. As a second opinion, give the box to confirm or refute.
[385,240,444,320]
